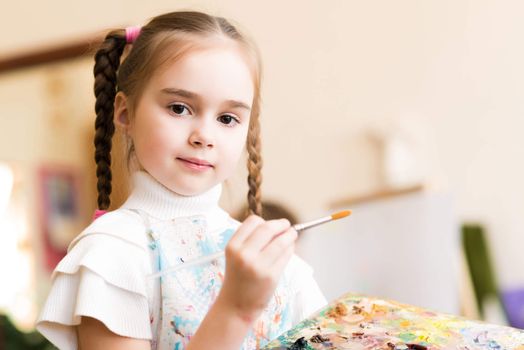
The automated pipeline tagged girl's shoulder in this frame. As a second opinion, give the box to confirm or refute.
[51,208,153,295]
[68,208,148,253]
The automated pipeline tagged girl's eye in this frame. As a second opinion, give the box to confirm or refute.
[218,114,239,126]
[169,103,191,116]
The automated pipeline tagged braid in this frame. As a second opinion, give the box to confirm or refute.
[93,31,127,210]
[246,115,263,217]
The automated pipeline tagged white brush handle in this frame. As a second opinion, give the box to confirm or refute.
[292,215,331,231]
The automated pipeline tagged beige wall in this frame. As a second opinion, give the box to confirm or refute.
[1,0,523,309]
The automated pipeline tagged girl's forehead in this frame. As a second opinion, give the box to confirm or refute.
[149,45,255,104]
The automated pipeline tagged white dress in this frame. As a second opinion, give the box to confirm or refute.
[36,171,327,349]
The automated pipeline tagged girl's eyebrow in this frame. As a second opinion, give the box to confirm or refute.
[161,87,196,99]
[160,87,251,111]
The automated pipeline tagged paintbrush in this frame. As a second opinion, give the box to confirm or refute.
[148,210,352,279]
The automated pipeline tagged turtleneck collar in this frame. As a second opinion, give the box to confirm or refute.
[121,171,223,220]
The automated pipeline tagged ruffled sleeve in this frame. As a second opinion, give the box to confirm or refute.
[36,210,153,350]
[284,254,328,326]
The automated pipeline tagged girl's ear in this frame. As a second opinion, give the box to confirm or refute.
[114,92,132,134]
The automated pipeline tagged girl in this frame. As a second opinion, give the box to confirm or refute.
[36,10,327,350]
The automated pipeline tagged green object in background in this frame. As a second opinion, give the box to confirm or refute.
[0,314,56,350]
[462,224,506,320]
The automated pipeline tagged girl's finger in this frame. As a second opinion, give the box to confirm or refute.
[242,219,291,253]
[258,227,298,268]
[268,244,295,278]
[227,215,265,247]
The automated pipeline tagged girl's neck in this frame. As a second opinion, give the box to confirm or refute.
[121,171,223,220]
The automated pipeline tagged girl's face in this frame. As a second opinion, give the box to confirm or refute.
[117,44,254,196]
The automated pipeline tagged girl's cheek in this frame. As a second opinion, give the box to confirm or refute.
[138,134,168,160]
[232,147,246,168]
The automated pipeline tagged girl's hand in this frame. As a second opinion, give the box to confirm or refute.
[217,215,298,324]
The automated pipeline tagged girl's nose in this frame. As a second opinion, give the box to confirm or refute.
[188,119,215,148]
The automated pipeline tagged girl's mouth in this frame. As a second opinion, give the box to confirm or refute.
[176,157,214,171]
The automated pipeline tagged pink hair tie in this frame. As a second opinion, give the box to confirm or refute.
[125,26,141,44]
[93,209,108,221]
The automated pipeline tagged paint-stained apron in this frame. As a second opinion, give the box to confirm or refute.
[132,209,294,350]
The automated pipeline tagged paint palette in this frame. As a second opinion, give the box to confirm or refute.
[263,293,524,350]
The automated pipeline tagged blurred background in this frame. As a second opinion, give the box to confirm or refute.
[1,0,524,347]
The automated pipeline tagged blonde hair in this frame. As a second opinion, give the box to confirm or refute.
[93,11,263,215]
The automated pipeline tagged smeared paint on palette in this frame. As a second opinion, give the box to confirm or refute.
[263,293,524,350]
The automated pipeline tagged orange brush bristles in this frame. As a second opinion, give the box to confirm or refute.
[331,210,352,220]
